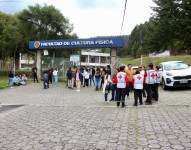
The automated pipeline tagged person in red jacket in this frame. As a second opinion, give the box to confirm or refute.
[116,65,129,107]
[110,68,118,101]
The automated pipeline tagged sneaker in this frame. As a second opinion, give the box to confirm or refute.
[76,90,80,92]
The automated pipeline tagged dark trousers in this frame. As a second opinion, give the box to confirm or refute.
[134,89,143,106]
[91,76,95,86]
[48,75,52,84]
[100,77,104,89]
[145,84,154,104]
[104,86,111,101]
[116,88,126,107]
[142,83,146,97]
[33,73,38,83]
[153,83,159,101]
[84,79,89,87]
[111,84,117,100]
[43,80,49,89]
[126,82,133,97]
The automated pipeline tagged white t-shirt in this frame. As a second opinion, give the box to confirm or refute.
[53,70,58,76]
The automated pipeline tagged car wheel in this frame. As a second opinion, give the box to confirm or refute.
[162,79,168,90]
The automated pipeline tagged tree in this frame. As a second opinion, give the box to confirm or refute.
[0,12,22,60]
[17,4,74,41]
[17,4,77,61]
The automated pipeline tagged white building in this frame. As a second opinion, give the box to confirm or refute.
[80,50,110,67]
[149,50,170,57]
[19,53,35,69]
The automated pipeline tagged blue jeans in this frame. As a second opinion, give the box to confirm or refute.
[53,75,58,83]
[95,78,100,90]
[111,84,117,100]
[9,78,13,86]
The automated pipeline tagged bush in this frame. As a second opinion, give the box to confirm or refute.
[0,70,32,78]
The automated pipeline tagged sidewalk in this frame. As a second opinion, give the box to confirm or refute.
[0,83,191,150]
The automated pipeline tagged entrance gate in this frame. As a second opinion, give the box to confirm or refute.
[29,36,126,78]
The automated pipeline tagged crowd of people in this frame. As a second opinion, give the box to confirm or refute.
[66,63,161,107]
[8,63,161,107]
[66,65,111,92]
[8,71,28,87]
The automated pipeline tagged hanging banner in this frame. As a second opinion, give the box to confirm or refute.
[29,36,126,50]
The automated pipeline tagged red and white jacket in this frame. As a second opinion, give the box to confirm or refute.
[116,71,129,88]
[133,74,144,89]
[145,69,156,84]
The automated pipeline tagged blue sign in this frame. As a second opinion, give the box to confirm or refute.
[29,36,125,49]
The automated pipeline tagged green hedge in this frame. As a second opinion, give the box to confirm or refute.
[0,70,32,78]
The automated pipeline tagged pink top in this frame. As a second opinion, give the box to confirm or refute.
[76,72,80,81]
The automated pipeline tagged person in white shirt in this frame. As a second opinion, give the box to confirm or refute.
[53,68,58,83]
[145,63,157,105]
[83,69,90,87]
[103,72,112,102]
[116,65,129,108]
[154,65,161,101]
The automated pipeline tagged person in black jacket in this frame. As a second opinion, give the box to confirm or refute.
[8,70,14,87]
[67,67,73,89]
[32,66,38,83]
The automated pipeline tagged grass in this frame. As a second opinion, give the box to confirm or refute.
[120,55,191,66]
[0,77,9,89]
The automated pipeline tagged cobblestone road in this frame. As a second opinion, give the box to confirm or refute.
[0,83,191,150]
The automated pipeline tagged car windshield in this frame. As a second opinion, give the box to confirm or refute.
[164,62,189,70]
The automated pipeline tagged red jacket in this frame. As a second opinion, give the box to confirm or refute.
[112,74,117,85]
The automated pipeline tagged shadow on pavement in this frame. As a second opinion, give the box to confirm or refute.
[0,105,24,113]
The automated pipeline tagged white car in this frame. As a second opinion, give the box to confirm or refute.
[159,61,191,90]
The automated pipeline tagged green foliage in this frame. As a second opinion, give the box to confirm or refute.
[0,78,8,89]
[121,0,191,58]
[0,12,22,59]
[120,55,191,66]
[0,4,76,62]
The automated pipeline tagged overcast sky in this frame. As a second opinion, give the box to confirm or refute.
[0,0,155,38]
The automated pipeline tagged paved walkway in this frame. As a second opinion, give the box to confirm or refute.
[0,83,191,150]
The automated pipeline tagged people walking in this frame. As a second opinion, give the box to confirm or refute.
[116,65,129,108]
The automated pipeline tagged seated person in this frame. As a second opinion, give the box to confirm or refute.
[20,74,28,85]
[12,75,22,86]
